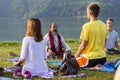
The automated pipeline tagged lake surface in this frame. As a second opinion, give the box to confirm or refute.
[0,17,120,41]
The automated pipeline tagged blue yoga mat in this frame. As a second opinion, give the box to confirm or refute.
[100,62,114,72]
[114,60,120,69]
[48,61,62,65]
[0,77,13,80]
[4,57,19,62]
[83,62,115,72]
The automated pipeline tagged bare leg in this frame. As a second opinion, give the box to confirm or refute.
[114,65,120,80]
[84,64,104,70]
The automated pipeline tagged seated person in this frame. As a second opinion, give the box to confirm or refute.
[74,3,107,68]
[44,22,73,59]
[13,18,54,78]
[105,18,120,54]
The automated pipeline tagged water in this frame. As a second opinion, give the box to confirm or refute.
[0,18,27,41]
[0,17,120,41]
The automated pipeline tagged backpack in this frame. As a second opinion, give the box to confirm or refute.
[57,58,80,76]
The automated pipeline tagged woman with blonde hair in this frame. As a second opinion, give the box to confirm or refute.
[14,18,54,78]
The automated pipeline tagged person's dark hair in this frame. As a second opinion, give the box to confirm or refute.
[88,3,100,17]
[107,18,114,22]
[26,18,43,42]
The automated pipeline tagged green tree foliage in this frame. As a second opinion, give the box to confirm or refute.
[0,0,120,18]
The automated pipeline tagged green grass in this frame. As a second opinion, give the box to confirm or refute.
[0,40,118,80]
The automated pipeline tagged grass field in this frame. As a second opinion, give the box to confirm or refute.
[0,39,119,80]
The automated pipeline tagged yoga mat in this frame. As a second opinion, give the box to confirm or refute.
[0,77,13,80]
[114,60,120,69]
[61,73,87,78]
[4,57,19,62]
[48,61,62,65]
[82,62,115,72]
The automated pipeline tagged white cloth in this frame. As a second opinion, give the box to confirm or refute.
[20,37,50,75]
[105,30,119,49]
[32,71,54,78]
[44,33,71,52]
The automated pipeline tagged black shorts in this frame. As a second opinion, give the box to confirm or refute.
[86,57,106,67]
[108,49,120,54]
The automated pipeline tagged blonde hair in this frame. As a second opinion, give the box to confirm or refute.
[26,18,43,42]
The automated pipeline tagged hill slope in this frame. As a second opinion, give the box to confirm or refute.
[0,0,120,18]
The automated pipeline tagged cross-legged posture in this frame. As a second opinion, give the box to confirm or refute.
[75,3,108,68]
[44,23,73,59]
[105,18,120,55]
[13,18,54,78]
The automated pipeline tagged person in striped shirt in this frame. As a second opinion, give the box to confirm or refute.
[105,18,120,54]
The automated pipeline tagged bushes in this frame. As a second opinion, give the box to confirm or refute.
[0,41,21,47]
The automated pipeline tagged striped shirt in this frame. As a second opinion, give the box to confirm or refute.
[105,30,119,49]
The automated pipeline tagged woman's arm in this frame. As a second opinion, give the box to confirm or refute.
[13,37,28,66]
[14,58,25,66]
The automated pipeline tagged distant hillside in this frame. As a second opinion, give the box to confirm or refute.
[0,0,120,18]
